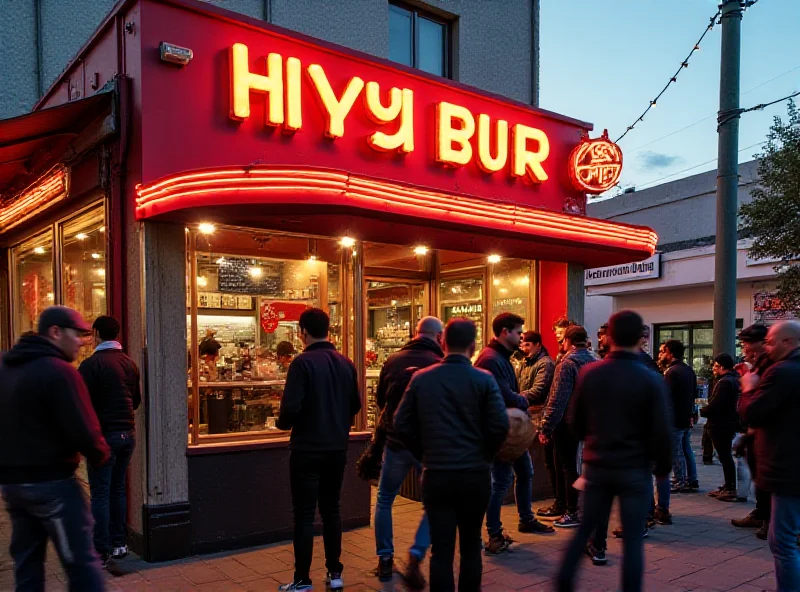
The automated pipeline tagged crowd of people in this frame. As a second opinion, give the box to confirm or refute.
[1,303,799,592]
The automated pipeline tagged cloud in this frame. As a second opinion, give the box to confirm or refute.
[638,151,683,169]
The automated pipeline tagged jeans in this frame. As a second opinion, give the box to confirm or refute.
[746,438,772,520]
[374,447,430,560]
[709,426,736,490]
[702,422,714,462]
[1,476,105,592]
[87,430,135,556]
[289,450,348,582]
[672,428,698,485]
[543,441,563,510]
[557,467,651,592]
[422,469,491,592]
[768,494,800,591]
[655,475,671,512]
[486,451,533,536]
[554,425,580,514]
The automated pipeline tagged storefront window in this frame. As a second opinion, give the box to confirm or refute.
[440,275,484,357]
[12,231,54,340]
[188,229,348,442]
[489,259,532,324]
[61,205,107,363]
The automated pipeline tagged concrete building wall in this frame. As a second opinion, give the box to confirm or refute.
[0,0,538,119]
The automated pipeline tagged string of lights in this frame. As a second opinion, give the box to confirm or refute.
[615,10,721,144]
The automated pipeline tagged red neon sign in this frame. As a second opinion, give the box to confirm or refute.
[568,131,623,194]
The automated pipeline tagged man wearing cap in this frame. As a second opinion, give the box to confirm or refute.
[731,324,773,539]
[0,306,110,591]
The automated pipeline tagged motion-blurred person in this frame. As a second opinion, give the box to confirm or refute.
[557,311,672,592]
[0,306,110,591]
[596,324,610,359]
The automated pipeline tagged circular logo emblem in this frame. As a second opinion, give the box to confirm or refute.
[568,130,623,194]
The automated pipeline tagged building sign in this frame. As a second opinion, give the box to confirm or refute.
[585,254,660,286]
[447,304,482,316]
[259,300,309,333]
[568,130,623,194]
[753,291,798,324]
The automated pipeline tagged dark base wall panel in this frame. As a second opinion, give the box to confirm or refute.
[188,441,370,554]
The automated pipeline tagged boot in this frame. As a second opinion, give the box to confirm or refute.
[377,556,393,582]
[401,554,426,589]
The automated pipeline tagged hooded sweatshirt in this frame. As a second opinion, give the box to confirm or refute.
[0,335,110,484]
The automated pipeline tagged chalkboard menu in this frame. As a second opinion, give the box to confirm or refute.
[218,257,281,295]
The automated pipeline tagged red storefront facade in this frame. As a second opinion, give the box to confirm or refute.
[0,0,655,560]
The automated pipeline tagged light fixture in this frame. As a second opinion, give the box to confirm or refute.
[99,226,105,233]
[91,252,102,260]
[33,246,46,255]
[487,254,501,264]
[307,255,318,262]
[46,292,54,300]
[215,257,226,265]
[197,276,208,287]
[493,278,500,286]
[248,266,263,278]
[413,246,428,256]
[75,233,88,240]
[198,222,216,235]
[340,236,356,248]
[95,269,106,277]
[391,300,398,307]
[499,288,508,294]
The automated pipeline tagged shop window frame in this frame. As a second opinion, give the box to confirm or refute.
[388,0,453,79]
[654,319,744,379]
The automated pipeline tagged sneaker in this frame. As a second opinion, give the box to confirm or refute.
[553,513,581,528]
[518,518,555,534]
[400,554,425,590]
[485,533,513,555]
[717,491,747,503]
[537,505,566,518]
[756,522,769,541]
[732,511,764,529]
[707,486,727,498]
[584,540,608,566]
[278,580,313,591]
[326,572,343,591]
[111,546,128,560]
[682,480,700,493]
[612,527,649,539]
[377,556,393,582]
[654,508,673,525]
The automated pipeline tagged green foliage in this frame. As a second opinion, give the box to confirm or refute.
[739,100,800,310]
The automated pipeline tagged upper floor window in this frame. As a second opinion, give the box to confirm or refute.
[389,1,451,78]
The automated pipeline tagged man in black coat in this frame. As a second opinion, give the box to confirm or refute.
[394,318,509,592]
[658,339,699,493]
[374,316,443,587]
[701,353,741,500]
[740,320,800,591]
[557,311,673,592]
[0,306,110,591]
[277,309,362,592]
[79,315,141,564]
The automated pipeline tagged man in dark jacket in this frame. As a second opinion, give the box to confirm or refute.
[540,325,597,528]
[79,315,141,564]
[277,308,362,592]
[0,306,110,591]
[374,316,443,587]
[740,320,800,591]
[557,310,672,592]
[701,353,741,500]
[659,339,699,493]
[517,331,556,409]
[731,324,773,537]
[394,318,509,592]
[476,313,553,555]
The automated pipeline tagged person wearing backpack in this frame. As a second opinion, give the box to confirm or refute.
[374,317,444,588]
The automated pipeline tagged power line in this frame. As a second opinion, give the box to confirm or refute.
[742,64,800,95]
[718,90,800,128]
[615,10,721,144]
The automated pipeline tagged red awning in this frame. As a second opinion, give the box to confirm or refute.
[0,91,113,195]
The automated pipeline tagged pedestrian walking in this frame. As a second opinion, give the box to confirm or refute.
[658,339,700,493]
[0,306,111,591]
[739,320,800,591]
[476,313,554,555]
[701,353,742,502]
[276,309,362,592]
[79,315,141,566]
[731,323,773,540]
[373,316,444,588]
[596,324,610,359]
[394,318,509,592]
[539,325,597,529]
[556,311,673,592]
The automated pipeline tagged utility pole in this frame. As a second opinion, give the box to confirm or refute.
[713,0,743,356]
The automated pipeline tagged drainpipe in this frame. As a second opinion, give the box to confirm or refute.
[34,0,44,98]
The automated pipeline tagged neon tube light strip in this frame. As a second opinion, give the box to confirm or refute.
[136,166,657,254]
[0,166,68,233]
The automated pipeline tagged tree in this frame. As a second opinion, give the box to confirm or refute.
[739,100,800,311]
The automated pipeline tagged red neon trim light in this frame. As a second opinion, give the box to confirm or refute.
[135,166,658,255]
[0,166,68,233]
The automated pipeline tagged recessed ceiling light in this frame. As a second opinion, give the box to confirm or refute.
[75,233,88,240]
[91,252,102,260]
[33,247,46,255]
[488,254,501,264]
[340,236,356,248]
[198,223,216,235]
[413,246,428,256]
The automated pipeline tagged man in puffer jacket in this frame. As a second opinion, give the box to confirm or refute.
[539,325,597,528]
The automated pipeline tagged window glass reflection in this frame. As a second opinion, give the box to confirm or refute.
[389,5,413,66]
[417,17,444,76]
[13,232,54,340]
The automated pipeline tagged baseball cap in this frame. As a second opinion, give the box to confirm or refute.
[37,306,91,335]
[276,341,296,357]
[737,324,768,343]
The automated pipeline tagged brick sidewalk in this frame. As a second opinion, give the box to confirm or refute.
[0,436,777,591]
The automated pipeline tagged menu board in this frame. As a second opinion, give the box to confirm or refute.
[218,257,281,295]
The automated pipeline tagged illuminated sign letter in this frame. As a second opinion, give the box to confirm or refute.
[512,124,549,182]
[308,64,364,138]
[477,114,508,173]
[230,43,284,125]
[285,57,302,131]
[436,102,474,166]
[364,82,414,153]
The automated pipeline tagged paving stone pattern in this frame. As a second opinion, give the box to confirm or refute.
[0,433,777,591]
